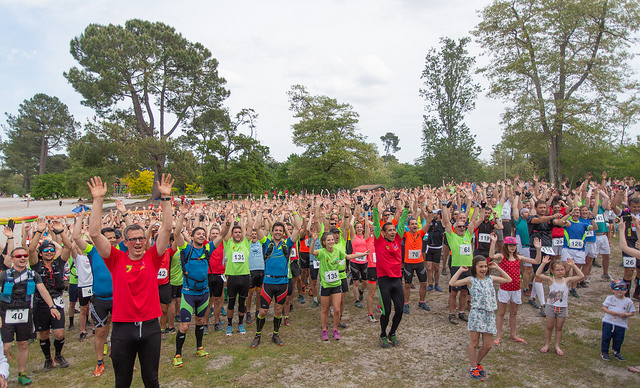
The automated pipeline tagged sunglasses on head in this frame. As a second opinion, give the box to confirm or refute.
[127,237,146,243]
[42,248,55,253]
[13,254,28,259]
[612,286,627,291]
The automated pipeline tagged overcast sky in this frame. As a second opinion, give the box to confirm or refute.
[1,0,638,165]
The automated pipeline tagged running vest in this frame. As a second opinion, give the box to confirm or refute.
[180,244,210,293]
[0,269,35,309]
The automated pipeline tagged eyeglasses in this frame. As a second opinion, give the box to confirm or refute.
[42,248,55,253]
[13,254,28,259]
[127,237,146,243]
[612,286,627,291]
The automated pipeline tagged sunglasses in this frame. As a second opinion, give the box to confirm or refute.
[13,254,28,259]
[329,222,337,225]
[612,286,627,291]
[455,225,466,229]
[42,248,55,253]
[127,237,146,243]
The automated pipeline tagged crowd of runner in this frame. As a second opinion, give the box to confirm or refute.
[0,171,639,386]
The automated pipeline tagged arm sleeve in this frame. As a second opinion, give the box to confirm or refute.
[373,207,381,239]
[396,208,409,238]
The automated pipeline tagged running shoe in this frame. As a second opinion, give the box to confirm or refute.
[321,330,329,341]
[238,324,246,335]
[203,325,209,335]
[312,301,319,308]
[434,284,443,292]
[68,323,74,331]
[18,372,32,386]
[272,334,284,346]
[426,284,434,292]
[284,317,291,326]
[613,352,626,361]
[55,355,69,368]
[358,289,364,301]
[477,364,486,377]
[367,314,377,323]
[175,314,180,322]
[221,306,227,316]
[403,304,410,314]
[389,334,399,347]
[338,322,347,329]
[376,305,382,313]
[333,329,341,341]
[418,301,431,311]
[601,352,610,361]
[458,312,468,322]
[601,274,612,281]
[173,355,183,368]
[214,322,224,332]
[246,312,252,324]
[528,299,540,309]
[379,336,390,348]
[448,313,458,325]
[44,358,53,371]
[593,260,601,268]
[250,335,261,348]
[225,326,233,336]
[469,368,483,381]
[79,331,87,341]
[196,347,209,358]
[355,300,364,309]
[93,362,105,377]
[569,289,579,298]
[524,288,531,297]
[165,327,176,335]
[441,268,448,276]
[298,294,305,304]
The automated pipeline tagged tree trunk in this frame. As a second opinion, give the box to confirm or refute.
[548,134,562,187]
[151,153,167,199]
[39,136,48,175]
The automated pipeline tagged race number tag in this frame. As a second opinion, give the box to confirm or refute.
[553,238,564,247]
[5,308,28,324]
[501,208,510,219]
[373,253,377,263]
[595,214,605,223]
[289,248,297,258]
[157,268,168,280]
[459,244,472,255]
[585,230,594,238]
[53,296,64,308]
[623,255,637,268]
[232,252,246,263]
[568,239,583,249]
[541,246,555,256]
[408,250,421,259]
[312,261,320,269]
[324,270,339,283]
[478,234,491,243]
[81,287,93,298]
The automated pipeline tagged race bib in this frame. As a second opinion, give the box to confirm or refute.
[478,233,490,243]
[312,261,320,269]
[324,270,339,283]
[232,252,246,263]
[373,253,377,263]
[595,214,605,223]
[553,238,564,247]
[501,208,510,219]
[585,230,594,238]
[53,296,64,308]
[541,246,555,256]
[623,255,637,268]
[81,287,93,298]
[157,268,168,279]
[568,239,583,249]
[289,248,297,258]
[408,250,421,259]
[5,308,28,324]
[459,244,472,255]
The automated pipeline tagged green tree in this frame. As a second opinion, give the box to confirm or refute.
[380,132,401,162]
[473,0,640,185]
[419,37,482,185]
[2,94,77,189]
[31,173,69,199]
[65,19,229,197]
[287,85,379,190]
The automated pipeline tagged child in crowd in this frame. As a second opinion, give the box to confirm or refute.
[450,256,512,381]
[601,279,635,361]
[535,256,584,356]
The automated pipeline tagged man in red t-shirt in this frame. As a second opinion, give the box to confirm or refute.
[88,174,174,388]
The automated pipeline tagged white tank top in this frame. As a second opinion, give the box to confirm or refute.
[547,278,568,308]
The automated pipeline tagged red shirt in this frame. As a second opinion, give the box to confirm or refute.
[208,242,225,275]
[499,257,521,291]
[373,233,402,278]
[157,247,175,286]
[106,245,162,322]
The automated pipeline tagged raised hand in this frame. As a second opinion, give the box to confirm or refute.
[36,218,47,233]
[115,199,127,213]
[2,226,13,239]
[533,237,541,249]
[87,176,108,199]
[157,173,174,197]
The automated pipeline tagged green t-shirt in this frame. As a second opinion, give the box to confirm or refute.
[446,230,473,267]
[318,248,345,288]
[334,236,347,279]
[170,249,183,286]
[224,238,251,276]
[68,257,78,285]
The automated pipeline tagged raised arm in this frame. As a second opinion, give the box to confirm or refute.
[154,174,175,257]
[51,219,72,262]
[28,218,47,266]
[72,213,88,252]
[87,176,113,259]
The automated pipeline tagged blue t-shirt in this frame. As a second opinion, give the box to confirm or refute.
[580,217,596,242]
[248,241,265,271]
[563,219,589,251]
[84,244,112,300]
[261,237,294,285]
